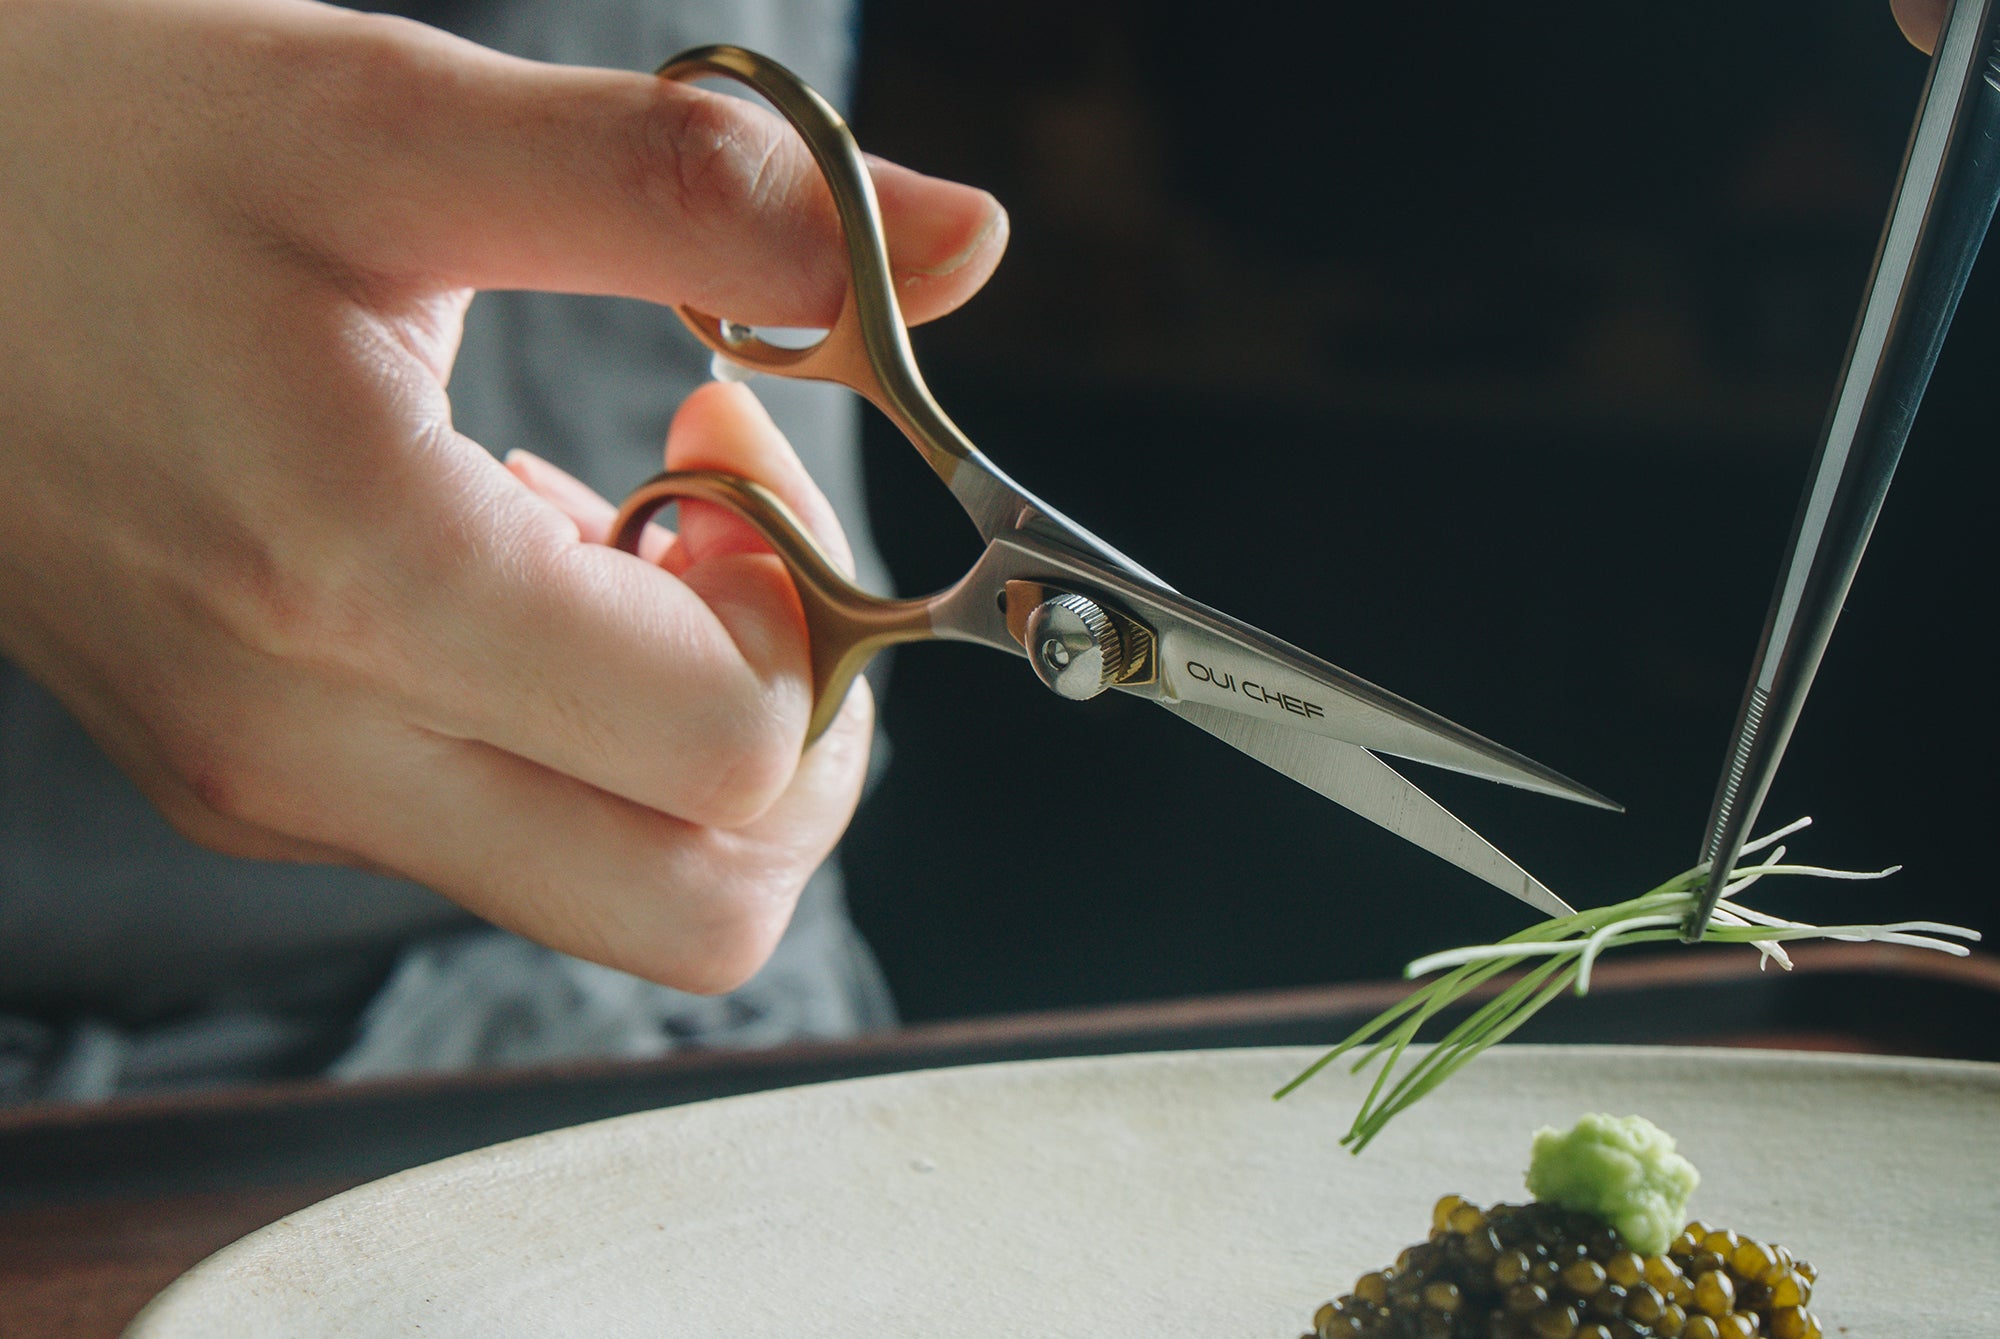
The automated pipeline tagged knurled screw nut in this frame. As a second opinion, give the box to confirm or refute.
[1025,593,1124,700]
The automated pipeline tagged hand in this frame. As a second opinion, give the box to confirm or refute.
[1892,0,1947,52]
[0,0,1007,992]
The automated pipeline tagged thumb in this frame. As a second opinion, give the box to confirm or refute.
[1890,0,1946,53]
[271,14,1006,326]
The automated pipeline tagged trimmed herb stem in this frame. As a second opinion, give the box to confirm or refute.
[1277,819,1982,1152]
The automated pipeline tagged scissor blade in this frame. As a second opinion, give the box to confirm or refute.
[1164,700,1571,917]
[1146,607,1617,811]
[932,532,1618,811]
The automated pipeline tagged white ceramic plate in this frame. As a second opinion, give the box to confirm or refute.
[128,1046,2000,1337]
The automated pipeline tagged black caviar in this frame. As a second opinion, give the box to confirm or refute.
[1303,1197,1823,1339]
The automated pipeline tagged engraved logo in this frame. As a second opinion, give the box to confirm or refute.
[1184,659,1326,720]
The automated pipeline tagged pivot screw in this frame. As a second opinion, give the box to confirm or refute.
[1024,593,1124,700]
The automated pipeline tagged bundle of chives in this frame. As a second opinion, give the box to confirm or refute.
[1276,819,1981,1152]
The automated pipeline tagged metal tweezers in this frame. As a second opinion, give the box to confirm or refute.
[1689,0,2000,935]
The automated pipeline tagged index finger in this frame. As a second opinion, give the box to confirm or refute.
[244,11,1008,329]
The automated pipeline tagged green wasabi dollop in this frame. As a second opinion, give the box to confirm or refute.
[1524,1113,1699,1255]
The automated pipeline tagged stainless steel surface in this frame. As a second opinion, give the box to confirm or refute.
[619,45,1618,910]
[1690,0,2000,937]
[933,535,1619,810]
[1024,593,1124,700]
[1166,702,1575,918]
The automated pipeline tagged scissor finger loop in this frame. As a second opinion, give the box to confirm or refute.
[683,298,880,395]
[656,48,989,486]
[611,470,938,745]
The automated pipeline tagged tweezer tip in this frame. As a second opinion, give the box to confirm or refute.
[1679,860,1732,941]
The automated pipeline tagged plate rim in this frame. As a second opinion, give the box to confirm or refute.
[126,1043,2000,1336]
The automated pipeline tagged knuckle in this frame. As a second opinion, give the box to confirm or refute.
[536,800,823,998]
[154,722,272,835]
[198,536,382,680]
[235,11,462,241]
[155,800,263,861]
[153,777,246,851]
[207,547,318,658]
[315,12,459,118]
[624,87,832,310]
[149,8,463,250]
[181,422,424,687]
[666,931,776,997]
[580,840,795,997]
[153,755,332,865]
[663,881,794,997]
[152,694,359,859]
[677,692,803,828]
[631,88,760,216]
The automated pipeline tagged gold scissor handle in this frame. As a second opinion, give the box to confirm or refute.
[610,471,936,744]
[615,47,1005,747]
[654,45,986,490]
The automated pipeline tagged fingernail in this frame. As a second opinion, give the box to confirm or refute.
[505,448,608,513]
[504,448,553,486]
[912,200,1008,278]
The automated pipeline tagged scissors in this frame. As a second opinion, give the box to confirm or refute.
[1688,0,2000,937]
[614,45,1618,919]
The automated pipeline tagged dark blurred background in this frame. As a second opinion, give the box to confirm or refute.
[836,0,1997,1022]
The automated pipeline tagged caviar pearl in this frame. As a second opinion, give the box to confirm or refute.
[1298,1199,1822,1339]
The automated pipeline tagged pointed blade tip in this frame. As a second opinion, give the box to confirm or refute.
[1581,784,1625,814]
[1537,771,1623,814]
[1521,880,1576,920]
